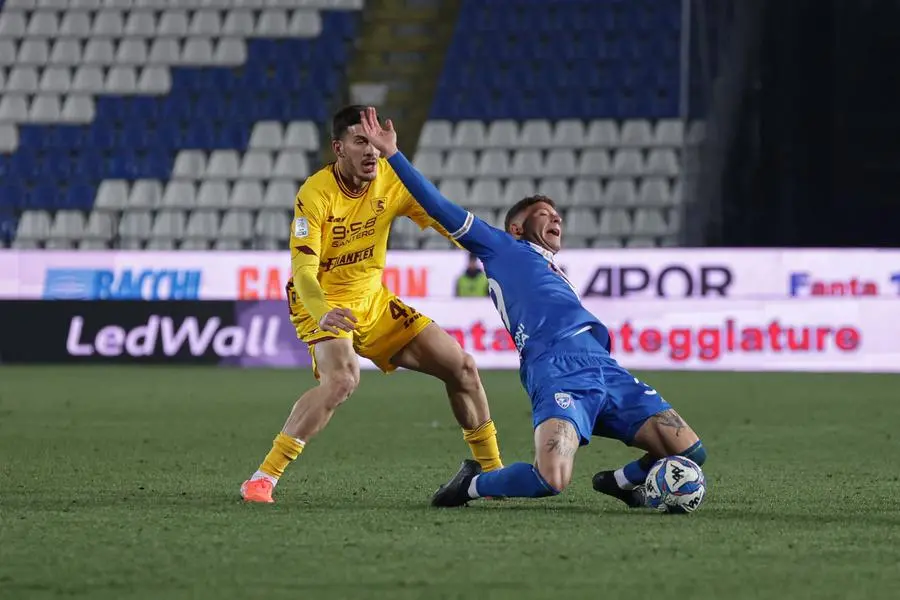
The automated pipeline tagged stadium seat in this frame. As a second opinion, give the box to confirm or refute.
[263,180,296,209]
[419,121,453,149]
[469,179,502,208]
[83,211,117,241]
[197,181,231,209]
[284,121,319,150]
[438,179,469,205]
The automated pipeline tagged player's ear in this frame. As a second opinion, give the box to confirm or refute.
[331,138,343,158]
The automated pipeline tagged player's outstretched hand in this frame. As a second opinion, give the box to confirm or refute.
[318,307,358,334]
[360,106,399,158]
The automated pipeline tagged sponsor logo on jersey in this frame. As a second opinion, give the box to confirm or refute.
[321,245,376,272]
[554,392,573,409]
[293,217,309,238]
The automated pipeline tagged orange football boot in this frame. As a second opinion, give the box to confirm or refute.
[240,478,275,504]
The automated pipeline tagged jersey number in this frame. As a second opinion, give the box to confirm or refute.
[487,278,511,332]
[389,299,419,329]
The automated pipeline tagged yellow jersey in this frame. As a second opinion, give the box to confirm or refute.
[288,158,452,308]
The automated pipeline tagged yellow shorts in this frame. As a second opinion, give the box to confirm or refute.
[288,284,432,375]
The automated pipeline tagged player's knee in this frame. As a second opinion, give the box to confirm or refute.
[535,463,569,494]
[451,352,481,391]
[320,370,359,407]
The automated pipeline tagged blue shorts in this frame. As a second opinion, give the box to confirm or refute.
[523,329,671,446]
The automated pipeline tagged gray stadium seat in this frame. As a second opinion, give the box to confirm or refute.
[61,96,94,125]
[172,150,207,179]
[469,180,502,208]
[421,234,453,250]
[620,120,653,147]
[224,11,256,35]
[39,0,69,9]
[44,239,74,250]
[289,10,322,37]
[5,0,34,9]
[0,124,19,152]
[119,211,153,241]
[655,120,683,147]
[8,67,38,93]
[443,150,477,178]
[240,151,273,179]
[105,66,137,93]
[570,180,602,206]
[190,10,222,36]
[39,66,70,92]
[206,150,240,178]
[213,38,246,65]
[73,66,104,92]
[612,150,644,177]
[0,12,27,37]
[196,181,231,209]
[29,95,61,122]
[78,239,110,250]
[552,119,585,148]
[72,0,103,8]
[18,40,49,65]
[263,181,296,208]
[92,10,123,36]
[214,239,245,251]
[477,150,510,177]
[633,208,669,236]
[159,11,189,36]
[0,96,29,122]
[95,180,129,210]
[84,39,115,65]
[412,151,443,178]
[249,121,284,149]
[50,40,82,66]
[419,121,452,149]
[511,150,542,177]
[230,181,264,209]
[537,178,569,204]
[438,179,469,204]
[16,210,52,240]
[149,39,180,64]
[138,66,171,94]
[520,120,552,148]
[50,210,86,240]
[129,179,162,208]
[453,120,485,148]
[184,210,221,240]
[27,11,59,37]
[60,12,91,37]
[151,210,187,240]
[671,181,683,204]
[161,181,197,208]
[232,0,266,8]
[638,178,671,207]
[390,215,422,248]
[0,41,15,66]
[220,210,254,240]
[486,120,518,148]
[255,209,289,238]
[125,11,156,37]
[284,121,318,150]
[598,208,632,236]
[118,239,145,250]
[586,120,619,147]
[182,39,213,65]
[116,39,147,65]
[604,179,637,206]
[625,237,656,248]
[502,179,535,206]
[273,151,309,179]
[146,239,177,250]
[11,239,41,249]
[645,149,679,177]
[83,211,116,240]
[545,149,577,177]
[256,10,288,36]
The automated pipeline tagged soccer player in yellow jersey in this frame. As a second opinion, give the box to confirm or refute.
[240,106,504,503]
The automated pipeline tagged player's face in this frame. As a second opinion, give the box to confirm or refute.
[333,124,380,181]
[516,202,563,253]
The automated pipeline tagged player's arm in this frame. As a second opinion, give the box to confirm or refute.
[291,186,356,334]
[397,193,464,250]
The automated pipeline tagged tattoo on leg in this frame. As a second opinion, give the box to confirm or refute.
[545,421,578,457]
[653,409,687,437]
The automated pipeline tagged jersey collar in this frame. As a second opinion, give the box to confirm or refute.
[527,241,555,263]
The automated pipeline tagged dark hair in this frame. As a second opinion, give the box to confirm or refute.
[331,104,376,140]
[503,195,557,232]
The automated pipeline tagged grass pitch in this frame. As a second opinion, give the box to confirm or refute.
[1,366,899,600]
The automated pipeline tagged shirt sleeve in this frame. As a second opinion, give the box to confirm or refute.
[386,151,507,258]
[290,184,330,321]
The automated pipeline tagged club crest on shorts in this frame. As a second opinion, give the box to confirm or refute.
[293,217,309,238]
[371,197,386,215]
[554,392,573,409]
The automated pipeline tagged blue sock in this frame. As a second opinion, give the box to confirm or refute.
[615,440,707,489]
[473,462,559,498]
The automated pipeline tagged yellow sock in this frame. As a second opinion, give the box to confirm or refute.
[259,432,305,480]
[463,419,503,472]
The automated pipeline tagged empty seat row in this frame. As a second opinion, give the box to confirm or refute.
[437,177,681,208]
[1,65,173,94]
[248,120,319,151]
[172,149,315,179]
[94,178,300,210]
[16,207,294,241]
[0,94,94,123]
[4,0,363,11]
[418,119,686,149]
[414,148,680,178]
[0,9,323,38]
[0,38,247,67]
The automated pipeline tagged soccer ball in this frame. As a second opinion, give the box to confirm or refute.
[643,456,707,514]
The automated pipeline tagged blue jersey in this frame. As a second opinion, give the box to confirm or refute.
[387,152,611,364]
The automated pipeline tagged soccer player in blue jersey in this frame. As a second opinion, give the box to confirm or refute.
[359,108,707,507]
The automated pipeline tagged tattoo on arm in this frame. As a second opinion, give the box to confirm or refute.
[545,421,578,457]
[653,409,687,437]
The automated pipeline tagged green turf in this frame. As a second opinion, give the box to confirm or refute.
[1,366,898,600]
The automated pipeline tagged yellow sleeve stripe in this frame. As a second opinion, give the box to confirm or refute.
[450,212,474,240]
